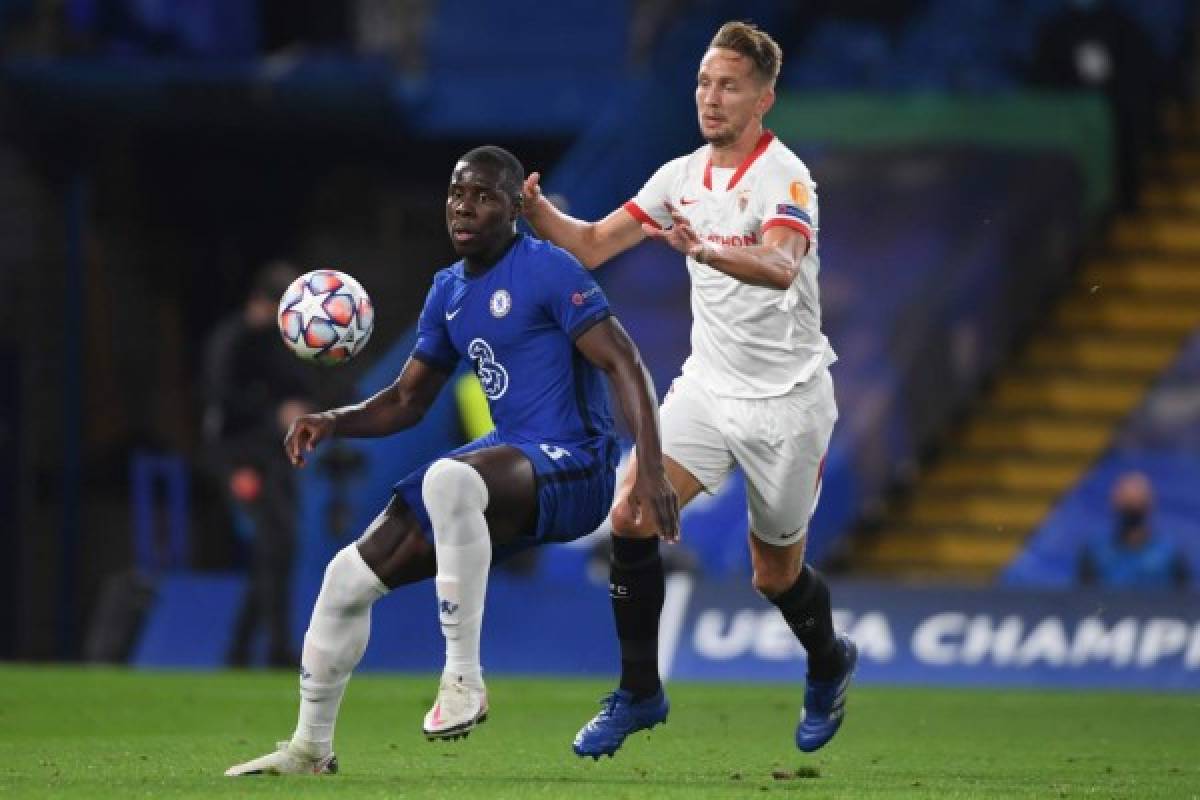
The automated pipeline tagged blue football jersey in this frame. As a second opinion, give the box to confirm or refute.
[412,234,616,446]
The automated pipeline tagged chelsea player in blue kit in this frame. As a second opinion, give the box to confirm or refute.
[226,146,679,777]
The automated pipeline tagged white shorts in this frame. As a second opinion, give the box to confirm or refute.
[660,369,837,545]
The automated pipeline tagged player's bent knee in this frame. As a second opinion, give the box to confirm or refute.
[320,545,388,612]
[422,459,489,535]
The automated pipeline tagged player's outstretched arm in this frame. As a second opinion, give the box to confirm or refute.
[574,317,680,541]
[646,203,808,290]
[521,172,646,269]
[283,356,450,467]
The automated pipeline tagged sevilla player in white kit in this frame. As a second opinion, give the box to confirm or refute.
[523,21,856,757]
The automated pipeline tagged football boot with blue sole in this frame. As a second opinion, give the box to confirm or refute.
[573,688,669,759]
[796,634,858,753]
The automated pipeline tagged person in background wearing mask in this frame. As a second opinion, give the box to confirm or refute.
[1078,471,1189,589]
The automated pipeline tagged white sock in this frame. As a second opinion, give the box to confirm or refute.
[291,544,388,757]
[422,459,491,691]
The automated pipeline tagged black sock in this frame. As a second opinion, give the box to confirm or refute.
[610,535,664,699]
[769,564,843,680]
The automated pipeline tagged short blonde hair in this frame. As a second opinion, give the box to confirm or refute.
[709,21,782,85]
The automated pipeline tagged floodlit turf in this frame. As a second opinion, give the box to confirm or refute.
[0,667,1197,798]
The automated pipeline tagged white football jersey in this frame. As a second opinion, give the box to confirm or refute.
[624,131,835,398]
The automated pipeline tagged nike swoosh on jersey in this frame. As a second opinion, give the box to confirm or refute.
[445,307,463,321]
[680,197,698,205]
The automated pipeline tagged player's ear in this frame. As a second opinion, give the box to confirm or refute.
[757,84,775,117]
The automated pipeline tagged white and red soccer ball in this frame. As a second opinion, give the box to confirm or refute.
[277,269,374,365]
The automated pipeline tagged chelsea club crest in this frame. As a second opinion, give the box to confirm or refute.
[490,289,512,318]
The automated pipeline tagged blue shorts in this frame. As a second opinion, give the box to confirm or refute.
[392,430,619,558]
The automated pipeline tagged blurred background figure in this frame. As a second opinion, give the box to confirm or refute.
[628,0,691,69]
[1029,0,1164,210]
[203,261,315,667]
[1078,472,1189,590]
[353,0,430,74]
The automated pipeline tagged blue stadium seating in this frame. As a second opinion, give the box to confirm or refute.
[779,0,1193,94]
[50,0,1196,100]
[784,22,893,91]
[1006,332,1200,588]
[64,0,258,58]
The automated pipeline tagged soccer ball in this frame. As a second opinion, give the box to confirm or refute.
[277,269,374,365]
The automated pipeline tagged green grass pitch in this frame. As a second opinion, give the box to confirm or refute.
[1,666,1197,798]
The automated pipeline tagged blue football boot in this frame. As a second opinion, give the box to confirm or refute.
[795,634,858,753]
[573,688,669,759]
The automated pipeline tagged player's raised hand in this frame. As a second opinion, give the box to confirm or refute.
[520,171,543,214]
[283,412,336,467]
[630,463,681,544]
